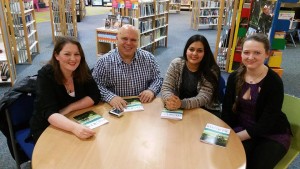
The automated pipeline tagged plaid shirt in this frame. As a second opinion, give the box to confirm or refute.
[92,48,163,102]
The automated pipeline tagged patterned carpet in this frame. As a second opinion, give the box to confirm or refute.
[35,6,111,23]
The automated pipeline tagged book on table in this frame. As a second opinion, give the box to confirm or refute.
[200,123,230,147]
[73,111,108,129]
[160,108,183,120]
[123,98,144,112]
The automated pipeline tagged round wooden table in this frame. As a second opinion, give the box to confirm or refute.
[32,98,246,169]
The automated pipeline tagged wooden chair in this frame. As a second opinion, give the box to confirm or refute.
[274,94,300,169]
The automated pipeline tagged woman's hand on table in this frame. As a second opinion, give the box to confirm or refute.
[165,95,181,110]
[72,124,96,139]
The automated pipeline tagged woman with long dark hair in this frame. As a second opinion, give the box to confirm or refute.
[30,36,101,142]
[161,34,220,115]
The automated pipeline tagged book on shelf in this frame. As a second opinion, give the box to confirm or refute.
[123,98,144,112]
[73,110,108,129]
[121,16,132,26]
[106,14,120,29]
[161,108,183,120]
[200,123,230,147]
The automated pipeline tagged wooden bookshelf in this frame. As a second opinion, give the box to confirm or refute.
[76,0,86,22]
[214,0,237,72]
[110,0,169,54]
[181,0,192,11]
[169,0,181,13]
[4,0,40,64]
[96,27,118,57]
[227,0,249,72]
[0,0,17,85]
[215,0,299,73]
[49,0,78,43]
[191,0,224,30]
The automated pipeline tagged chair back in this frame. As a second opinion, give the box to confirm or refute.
[282,94,300,150]
[5,93,35,168]
[8,93,35,129]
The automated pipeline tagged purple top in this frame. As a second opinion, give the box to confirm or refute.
[234,81,291,150]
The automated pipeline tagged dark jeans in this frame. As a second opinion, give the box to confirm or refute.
[243,138,288,169]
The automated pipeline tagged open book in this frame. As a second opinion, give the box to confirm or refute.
[161,108,183,120]
[73,111,108,129]
[200,123,230,147]
[123,98,144,112]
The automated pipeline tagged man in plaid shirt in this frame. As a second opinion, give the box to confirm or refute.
[92,24,163,111]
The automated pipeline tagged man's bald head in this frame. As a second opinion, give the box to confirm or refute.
[116,24,139,60]
[118,24,139,38]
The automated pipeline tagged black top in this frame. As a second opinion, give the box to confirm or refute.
[30,65,101,141]
[221,68,291,138]
[179,65,199,99]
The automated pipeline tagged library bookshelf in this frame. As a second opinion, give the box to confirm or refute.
[0,0,17,85]
[181,0,192,11]
[4,0,40,64]
[215,0,299,75]
[96,27,118,57]
[76,0,86,22]
[191,0,225,30]
[169,0,181,13]
[111,0,169,54]
[49,0,78,43]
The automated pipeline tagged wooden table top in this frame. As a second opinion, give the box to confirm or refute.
[32,98,246,169]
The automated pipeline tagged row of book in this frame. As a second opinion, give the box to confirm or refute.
[66,23,76,36]
[97,32,117,43]
[156,17,166,27]
[11,13,33,25]
[9,1,33,13]
[199,17,219,25]
[16,49,29,63]
[200,1,220,8]
[140,2,155,17]
[140,18,153,33]
[156,2,167,15]
[140,33,154,47]
[217,53,227,71]
[104,15,134,30]
[155,27,167,39]
[169,4,180,11]
[0,61,10,81]
[170,0,181,3]
[199,9,220,16]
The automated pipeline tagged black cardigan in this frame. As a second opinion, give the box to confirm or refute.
[221,68,291,138]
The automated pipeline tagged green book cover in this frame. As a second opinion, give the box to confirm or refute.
[123,98,144,112]
[73,111,108,129]
[161,108,183,120]
[200,123,230,147]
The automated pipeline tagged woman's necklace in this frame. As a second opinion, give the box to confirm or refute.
[64,78,75,96]
[247,67,265,84]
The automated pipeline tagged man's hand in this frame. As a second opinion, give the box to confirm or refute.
[139,90,155,103]
[165,95,181,110]
[109,96,127,111]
